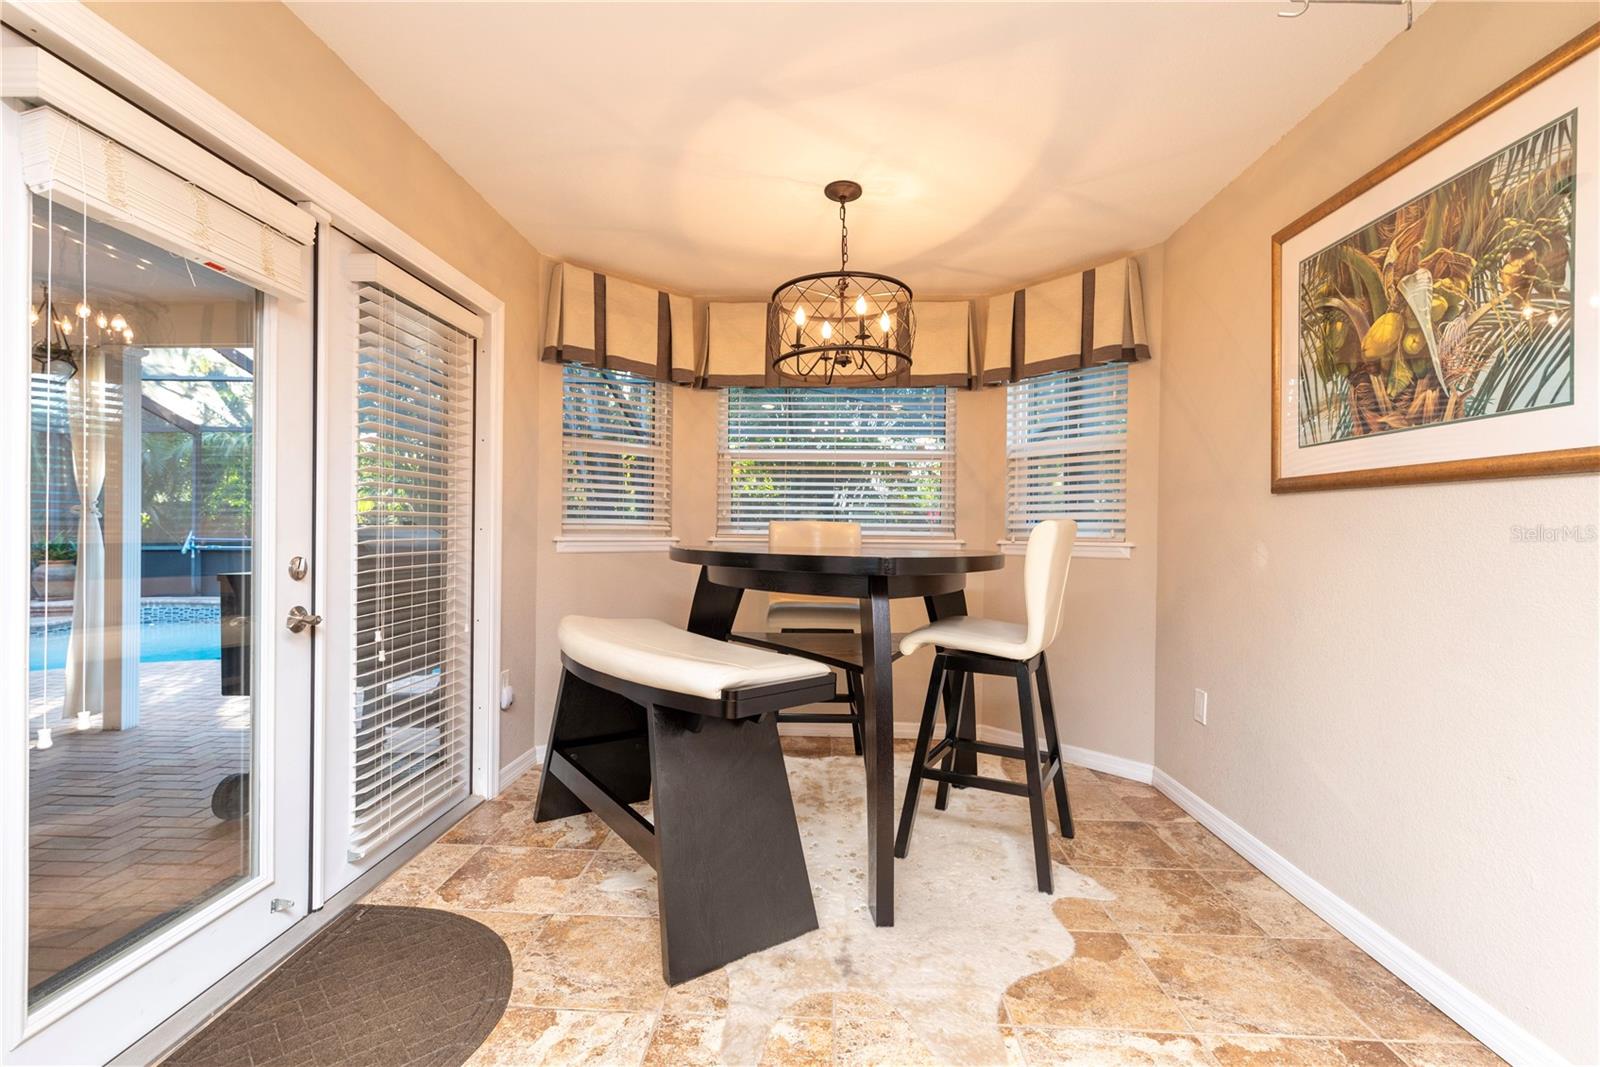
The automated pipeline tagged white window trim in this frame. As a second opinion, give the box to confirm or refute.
[554,534,680,554]
[998,538,1135,559]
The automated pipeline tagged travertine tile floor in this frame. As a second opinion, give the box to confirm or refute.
[363,738,1501,1066]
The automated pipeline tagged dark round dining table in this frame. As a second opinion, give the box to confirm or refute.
[669,543,1006,927]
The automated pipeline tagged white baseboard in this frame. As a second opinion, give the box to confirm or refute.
[1152,769,1570,1067]
[781,722,1155,785]
[975,724,1155,784]
[497,744,543,793]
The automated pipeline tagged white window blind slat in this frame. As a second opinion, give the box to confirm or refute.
[1005,364,1129,541]
[718,387,955,538]
[349,282,475,862]
[561,365,672,532]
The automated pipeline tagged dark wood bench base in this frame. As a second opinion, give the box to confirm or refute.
[535,655,828,984]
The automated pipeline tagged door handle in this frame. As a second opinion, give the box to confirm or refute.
[285,605,322,634]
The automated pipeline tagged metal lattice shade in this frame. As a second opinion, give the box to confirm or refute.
[768,270,915,383]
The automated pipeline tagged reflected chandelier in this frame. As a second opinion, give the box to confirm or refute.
[769,181,914,384]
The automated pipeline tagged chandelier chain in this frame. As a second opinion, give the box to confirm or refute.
[839,200,848,271]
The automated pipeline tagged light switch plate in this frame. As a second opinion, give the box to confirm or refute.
[1193,688,1208,725]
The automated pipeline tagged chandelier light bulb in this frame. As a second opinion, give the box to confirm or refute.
[854,294,868,316]
[96,312,108,328]
[59,316,75,332]
[879,312,892,333]
[820,321,834,340]
[793,306,806,326]
[122,328,134,343]
[1521,304,1535,320]
[76,302,91,318]
[29,307,40,325]
[111,314,127,331]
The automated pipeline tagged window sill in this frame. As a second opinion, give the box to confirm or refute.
[709,535,967,551]
[555,535,680,554]
[998,539,1135,559]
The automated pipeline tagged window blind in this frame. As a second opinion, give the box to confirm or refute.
[18,106,313,301]
[561,364,672,532]
[1006,363,1128,540]
[718,387,955,537]
[350,283,475,861]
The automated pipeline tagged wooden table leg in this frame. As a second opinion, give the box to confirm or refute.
[686,565,744,639]
[923,591,978,779]
[859,576,895,926]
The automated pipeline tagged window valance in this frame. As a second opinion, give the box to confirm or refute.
[701,298,976,389]
[543,254,1149,390]
[980,255,1151,385]
[542,262,694,384]
[19,106,314,301]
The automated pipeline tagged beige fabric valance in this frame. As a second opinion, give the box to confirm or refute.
[980,255,1151,384]
[542,263,694,384]
[702,299,976,389]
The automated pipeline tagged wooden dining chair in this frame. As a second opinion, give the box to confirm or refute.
[893,519,1077,892]
[765,520,867,755]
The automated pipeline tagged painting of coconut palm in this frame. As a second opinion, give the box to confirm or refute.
[1295,110,1576,448]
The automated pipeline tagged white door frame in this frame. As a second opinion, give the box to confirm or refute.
[0,0,508,803]
[0,98,315,1063]
[312,226,488,908]
[0,3,507,1062]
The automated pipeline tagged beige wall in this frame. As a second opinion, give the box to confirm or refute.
[1153,5,1599,1062]
[84,1,550,766]
[976,247,1163,763]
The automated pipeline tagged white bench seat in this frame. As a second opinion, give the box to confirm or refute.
[559,616,832,701]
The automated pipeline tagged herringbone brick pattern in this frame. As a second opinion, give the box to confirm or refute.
[27,661,251,1001]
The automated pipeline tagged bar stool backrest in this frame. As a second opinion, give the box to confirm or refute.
[768,520,862,552]
[768,522,862,608]
[1021,518,1077,658]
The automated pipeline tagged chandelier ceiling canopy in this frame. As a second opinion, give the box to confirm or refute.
[769,181,915,384]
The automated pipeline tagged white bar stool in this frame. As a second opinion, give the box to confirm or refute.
[893,519,1078,892]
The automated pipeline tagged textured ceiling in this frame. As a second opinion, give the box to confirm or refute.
[288,1,1409,298]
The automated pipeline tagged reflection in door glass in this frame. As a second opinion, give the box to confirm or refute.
[26,196,260,1004]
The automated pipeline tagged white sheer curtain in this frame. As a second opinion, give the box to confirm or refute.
[63,347,106,726]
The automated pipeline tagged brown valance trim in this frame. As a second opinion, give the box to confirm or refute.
[978,255,1151,385]
[541,263,694,386]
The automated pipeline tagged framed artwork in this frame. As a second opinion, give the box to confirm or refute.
[1272,25,1599,492]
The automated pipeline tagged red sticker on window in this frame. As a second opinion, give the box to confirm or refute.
[203,261,228,273]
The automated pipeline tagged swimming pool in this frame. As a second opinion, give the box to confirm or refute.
[28,601,222,670]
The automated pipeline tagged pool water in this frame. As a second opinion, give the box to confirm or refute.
[28,620,222,671]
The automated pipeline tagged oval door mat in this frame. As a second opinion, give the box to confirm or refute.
[167,906,511,1067]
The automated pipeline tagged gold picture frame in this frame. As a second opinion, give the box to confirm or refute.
[1271,24,1600,493]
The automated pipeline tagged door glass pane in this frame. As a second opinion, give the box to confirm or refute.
[26,196,261,1005]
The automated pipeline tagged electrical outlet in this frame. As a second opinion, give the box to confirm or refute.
[1193,688,1208,725]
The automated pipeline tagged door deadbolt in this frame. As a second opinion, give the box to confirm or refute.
[288,555,309,581]
[285,606,322,634]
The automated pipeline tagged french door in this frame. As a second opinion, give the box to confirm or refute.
[3,104,315,1065]
[314,228,480,904]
